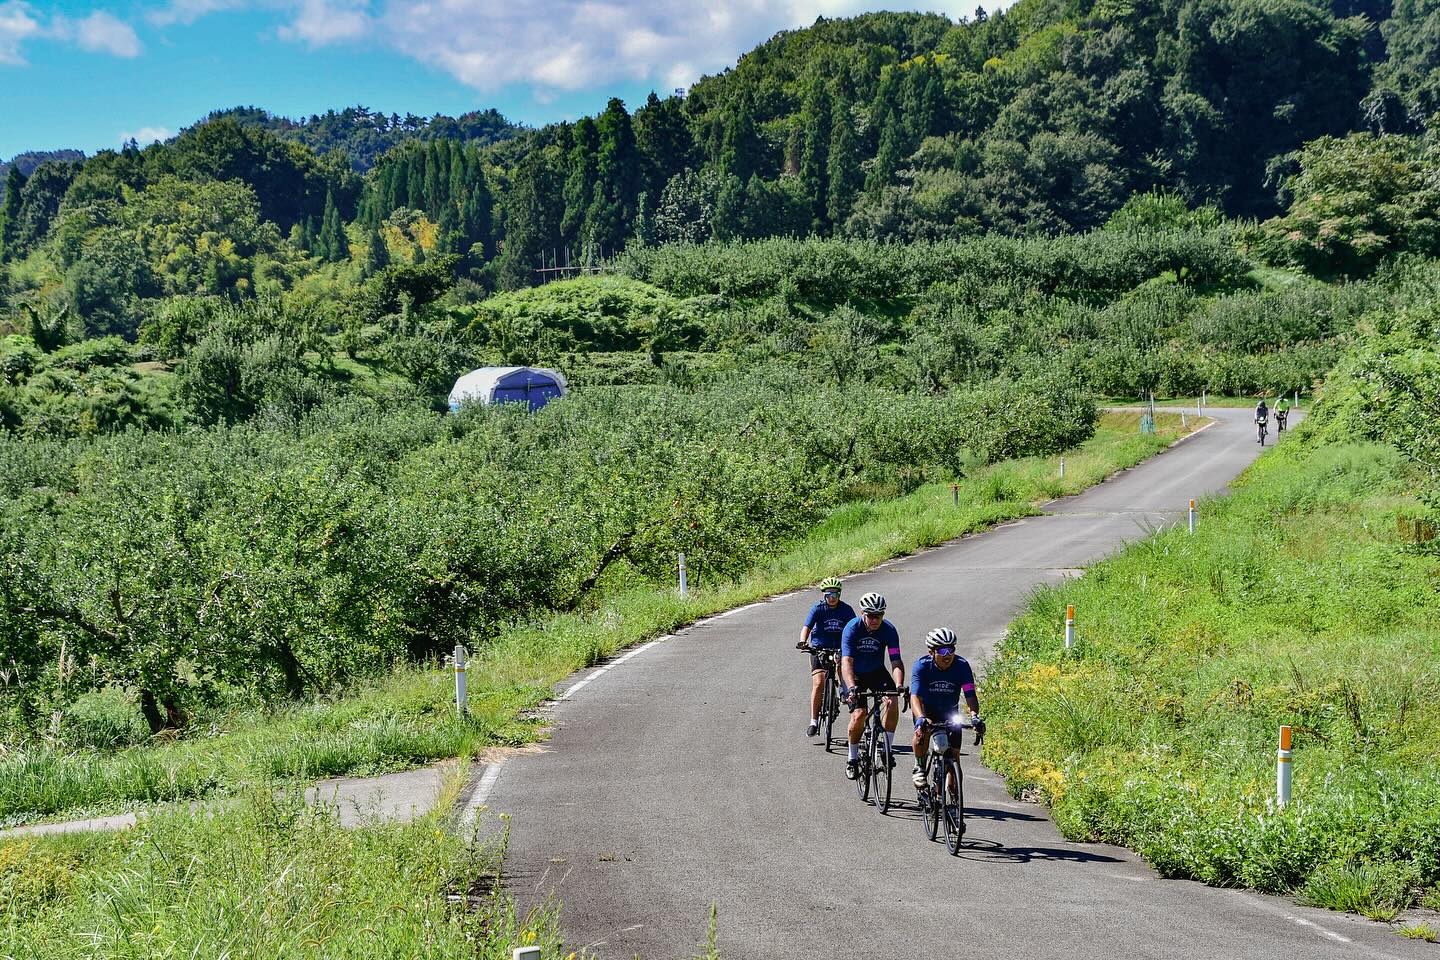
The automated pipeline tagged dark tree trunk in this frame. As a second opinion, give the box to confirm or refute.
[138,689,165,734]
[266,642,307,698]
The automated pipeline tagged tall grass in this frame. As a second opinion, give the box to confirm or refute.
[2,413,1194,825]
[983,438,1440,915]
[0,786,561,960]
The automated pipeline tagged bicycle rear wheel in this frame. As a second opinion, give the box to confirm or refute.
[822,678,837,753]
[941,756,965,856]
[872,731,892,814]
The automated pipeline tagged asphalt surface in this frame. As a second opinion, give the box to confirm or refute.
[474,409,1426,960]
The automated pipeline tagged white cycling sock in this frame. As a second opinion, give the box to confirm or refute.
[848,742,860,762]
[885,732,894,750]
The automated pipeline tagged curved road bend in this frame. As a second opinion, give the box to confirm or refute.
[474,409,1423,960]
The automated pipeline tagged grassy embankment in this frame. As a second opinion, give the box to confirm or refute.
[0,783,565,960]
[1,412,1197,827]
[984,435,1440,925]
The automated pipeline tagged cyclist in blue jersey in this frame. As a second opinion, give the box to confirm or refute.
[797,577,857,737]
[840,592,906,781]
[910,627,984,790]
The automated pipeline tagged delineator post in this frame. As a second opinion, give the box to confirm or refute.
[678,553,689,598]
[1064,604,1075,652]
[1277,724,1293,807]
[453,644,468,715]
[1188,498,1196,534]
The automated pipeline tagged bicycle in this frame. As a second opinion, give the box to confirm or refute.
[1276,410,1288,433]
[1256,416,1268,446]
[798,644,842,751]
[915,716,983,855]
[848,688,908,813]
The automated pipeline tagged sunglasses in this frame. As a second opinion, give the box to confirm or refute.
[823,590,841,597]
[934,646,955,657]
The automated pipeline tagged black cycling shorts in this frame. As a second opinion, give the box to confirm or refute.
[847,669,897,707]
[809,647,839,673]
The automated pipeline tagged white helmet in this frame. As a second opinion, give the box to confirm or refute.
[926,626,958,650]
[858,592,887,614]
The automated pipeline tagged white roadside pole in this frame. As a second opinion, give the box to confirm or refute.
[678,552,689,598]
[453,644,468,715]
[1188,498,1197,534]
[1064,604,1076,653]
[1059,457,1066,479]
[1277,724,1293,807]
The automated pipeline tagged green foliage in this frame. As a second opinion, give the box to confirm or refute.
[1258,133,1440,276]
[0,368,1094,742]
[983,435,1440,911]
[466,275,703,354]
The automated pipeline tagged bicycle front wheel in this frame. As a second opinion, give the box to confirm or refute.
[922,765,940,841]
[941,756,965,856]
[872,731,892,814]
[856,725,876,802]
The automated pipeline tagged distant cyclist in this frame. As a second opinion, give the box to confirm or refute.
[797,577,856,737]
[910,627,983,790]
[840,592,905,781]
[1275,395,1290,432]
[1254,399,1269,445]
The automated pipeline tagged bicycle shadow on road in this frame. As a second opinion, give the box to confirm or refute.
[950,837,1126,866]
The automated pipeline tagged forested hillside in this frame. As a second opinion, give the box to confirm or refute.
[3,1,1438,440]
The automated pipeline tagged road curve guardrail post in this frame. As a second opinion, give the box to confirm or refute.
[1277,725,1293,807]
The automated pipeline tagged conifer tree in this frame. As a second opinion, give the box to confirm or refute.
[800,75,833,231]
[719,91,763,184]
[826,100,861,229]
[563,117,599,249]
[867,122,905,196]
[587,97,641,254]
[364,229,389,276]
[0,168,24,263]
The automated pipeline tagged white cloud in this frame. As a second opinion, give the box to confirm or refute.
[66,11,144,57]
[278,0,370,45]
[118,126,173,145]
[0,1,41,65]
[147,0,245,27]
[286,0,975,95]
[1,3,144,63]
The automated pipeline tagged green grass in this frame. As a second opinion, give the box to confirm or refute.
[2,412,1198,826]
[1400,924,1439,943]
[0,780,561,960]
[983,436,1440,915]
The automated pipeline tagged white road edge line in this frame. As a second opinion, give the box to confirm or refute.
[469,633,675,817]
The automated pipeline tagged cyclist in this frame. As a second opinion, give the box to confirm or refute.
[840,592,905,781]
[1254,398,1269,444]
[796,577,856,737]
[910,627,983,791]
[1275,394,1290,432]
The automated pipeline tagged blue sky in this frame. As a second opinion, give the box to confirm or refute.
[1,1,987,160]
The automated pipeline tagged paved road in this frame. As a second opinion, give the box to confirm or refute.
[475,410,1424,960]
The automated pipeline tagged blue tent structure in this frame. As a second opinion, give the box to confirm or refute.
[448,366,568,412]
